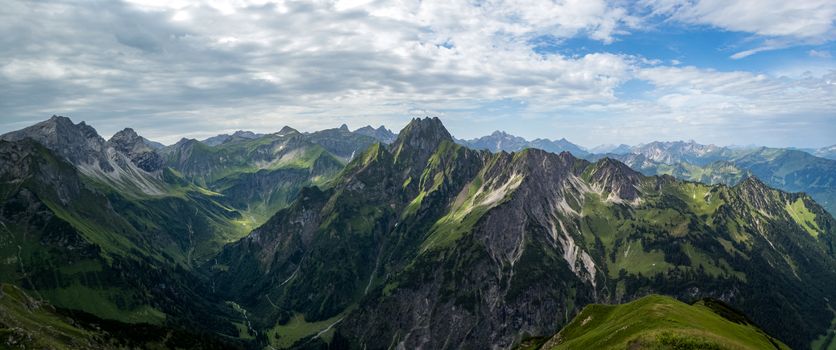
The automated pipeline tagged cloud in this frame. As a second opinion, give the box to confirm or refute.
[729,43,785,59]
[642,0,836,58]
[809,49,832,58]
[642,0,835,39]
[0,0,833,147]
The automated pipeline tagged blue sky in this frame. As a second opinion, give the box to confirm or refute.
[1,0,834,148]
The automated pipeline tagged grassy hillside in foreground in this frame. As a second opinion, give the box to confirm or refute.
[0,283,102,349]
[536,295,789,350]
[0,283,245,349]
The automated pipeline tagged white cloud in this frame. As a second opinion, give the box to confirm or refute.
[643,0,836,58]
[643,0,835,39]
[809,49,832,58]
[0,0,833,147]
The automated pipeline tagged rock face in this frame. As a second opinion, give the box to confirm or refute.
[108,128,164,172]
[1,116,171,195]
[1,115,112,171]
[212,117,836,349]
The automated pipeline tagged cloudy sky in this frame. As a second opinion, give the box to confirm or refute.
[1,0,834,147]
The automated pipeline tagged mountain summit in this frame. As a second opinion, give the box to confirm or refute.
[108,128,164,172]
[1,115,111,170]
[392,117,454,163]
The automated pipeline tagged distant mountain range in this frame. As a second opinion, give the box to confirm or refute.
[591,141,836,216]
[199,124,397,148]
[457,130,590,157]
[1,116,834,349]
[813,144,836,160]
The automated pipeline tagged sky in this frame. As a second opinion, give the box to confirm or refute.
[1,0,834,148]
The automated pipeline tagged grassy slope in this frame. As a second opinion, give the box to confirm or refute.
[0,141,253,334]
[541,295,788,350]
[167,135,345,229]
[0,283,248,349]
[0,283,102,349]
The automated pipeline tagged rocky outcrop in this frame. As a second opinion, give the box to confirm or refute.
[1,115,112,171]
[108,128,164,172]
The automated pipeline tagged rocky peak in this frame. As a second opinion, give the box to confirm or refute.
[339,124,350,132]
[588,157,643,203]
[108,128,163,172]
[277,126,299,136]
[0,115,110,170]
[391,117,453,163]
[737,175,768,189]
[175,137,199,146]
[733,176,781,213]
[108,128,143,149]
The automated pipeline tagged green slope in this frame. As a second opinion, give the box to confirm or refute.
[162,133,347,226]
[539,295,789,350]
[0,283,245,349]
[0,283,103,349]
[0,139,250,340]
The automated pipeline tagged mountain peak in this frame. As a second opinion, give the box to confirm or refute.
[391,117,453,163]
[588,157,643,203]
[111,127,139,140]
[339,123,350,131]
[394,117,451,145]
[47,114,73,124]
[108,128,163,172]
[277,126,299,135]
[737,175,768,190]
[1,115,108,168]
[108,127,148,149]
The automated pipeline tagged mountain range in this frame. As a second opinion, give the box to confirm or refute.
[592,141,836,216]
[1,116,835,349]
[457,130,590,157]
[432,132,836,219]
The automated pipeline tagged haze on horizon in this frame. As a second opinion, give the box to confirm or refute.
[1,0,834,148]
